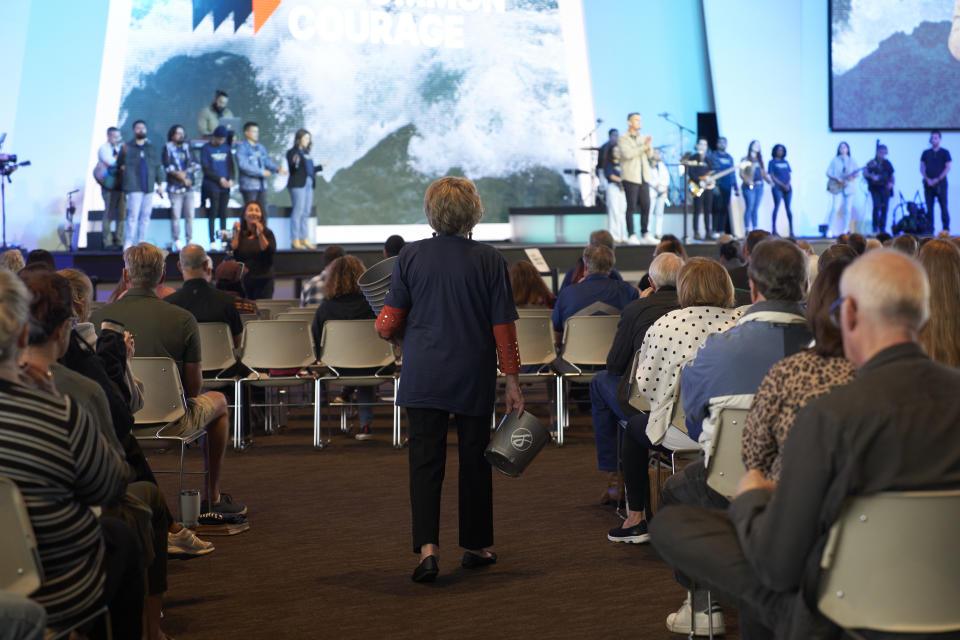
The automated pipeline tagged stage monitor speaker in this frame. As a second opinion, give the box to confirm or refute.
[697,112,719,150]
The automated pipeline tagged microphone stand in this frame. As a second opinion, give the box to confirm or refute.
[659,113,696,243]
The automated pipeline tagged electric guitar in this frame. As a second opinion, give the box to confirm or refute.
[688,166,736,197]
[826,167,861,194]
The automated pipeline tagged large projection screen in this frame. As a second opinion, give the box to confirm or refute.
[830,0,960,131]
[85,0,595,242]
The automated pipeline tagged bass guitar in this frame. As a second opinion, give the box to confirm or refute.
[688,166,736,197]
[826,167,861,194]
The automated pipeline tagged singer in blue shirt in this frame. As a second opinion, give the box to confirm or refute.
[767,144,793,237]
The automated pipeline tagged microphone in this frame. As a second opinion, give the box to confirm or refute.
[68,188,79,195]
[596,118,603,123]
[658,112,669,117]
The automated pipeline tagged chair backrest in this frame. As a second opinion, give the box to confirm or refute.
[627,349,651,412]
[240,313,258,325]
[197,322,235,373]
[130,357,188,425]
[559,314,620,366]
[514,316,557,368]
[704,407,749,497]
[275,311,316,321]
[818,490,960,634]
[0,477,43,595]
[517,306,552,318]
[241,320,315,369]
[319,320,395,369]
[669,368,686,431]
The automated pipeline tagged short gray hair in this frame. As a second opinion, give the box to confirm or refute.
[0,249,25,273]
[647,252,683,287]
[424,177,483,235]
[840,249,929,331]
[0,269,30,363]
[123,243,165,288]
[588,230,615,250]
[179,244,209,271]
[57,268,94,322]
[583,245,615,275]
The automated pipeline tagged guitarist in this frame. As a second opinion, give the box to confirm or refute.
[95,127,124,249]
[767,144,794,237]
[864,143,894,234]
[825,141,859,236]
[686,139,714,240]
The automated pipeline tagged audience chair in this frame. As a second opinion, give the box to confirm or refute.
[235,320,318,450]
[704,406,750,498]
[254,299,300,318]
[275,310,316,321]
[494,315,557,428]
[517,306,552,318]
[554,314,619,445]
[240,313,258,325]
[818,490,960,636]
[130,357,208,514]
[0,478,111,639]
[316,320,399,448]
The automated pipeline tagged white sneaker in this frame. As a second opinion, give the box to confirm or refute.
[641,232,657,244]
[627,234,641,245]
[168,527,215,556]
[665,596,725,636]
[209,242,220,252]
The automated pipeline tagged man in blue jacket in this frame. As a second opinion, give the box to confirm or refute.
[236,122,286,212]
[200,126,235,250]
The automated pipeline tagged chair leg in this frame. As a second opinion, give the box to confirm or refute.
[392,378,400,448]
[688,585,696,639]
[232,380,243,450]
[313,379,324,449]
[706,590,714,639]
[555,376,564,447]
[177,439,186,520]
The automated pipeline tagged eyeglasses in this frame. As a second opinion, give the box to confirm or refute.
[828,296,846,328]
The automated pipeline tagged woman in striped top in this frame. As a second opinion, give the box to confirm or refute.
[0,269,129,633]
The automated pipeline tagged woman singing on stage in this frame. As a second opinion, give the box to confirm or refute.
[739,140,768,235]
[376,177,524,584]
[767,144,794,237]
[826,141,859,236]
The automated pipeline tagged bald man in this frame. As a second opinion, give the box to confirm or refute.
[166,244,243,348]
[649,249,960,639]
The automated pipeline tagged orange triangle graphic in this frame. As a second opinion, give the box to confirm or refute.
[252,0,281,34]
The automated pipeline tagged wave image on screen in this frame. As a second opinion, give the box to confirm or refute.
[830,0,960,130]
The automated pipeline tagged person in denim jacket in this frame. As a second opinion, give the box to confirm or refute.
[236,122,286,212]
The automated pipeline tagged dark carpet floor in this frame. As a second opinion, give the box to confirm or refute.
[149,397,739,639]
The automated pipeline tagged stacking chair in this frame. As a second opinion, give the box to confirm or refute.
[235,320,318,450]
[554,314,619,445]
[517,305,552,318]
[240,313,258,325]
[704,406,750,498]
[130,357,207,511]
[254,299,301,319]
[0,478,111,639]
[818,490,960,636]
[494,315,557,428]
[315,320,399,448]
[275,310,316,321]
[197,322,236,387]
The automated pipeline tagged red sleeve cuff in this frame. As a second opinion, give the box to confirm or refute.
[493,322,521,375]
[376,305,407,339]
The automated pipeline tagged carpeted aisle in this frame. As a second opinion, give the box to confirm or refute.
[152,404,739,639]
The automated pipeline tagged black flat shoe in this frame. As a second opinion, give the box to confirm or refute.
[411,555,439,583]
[461,550,497,569]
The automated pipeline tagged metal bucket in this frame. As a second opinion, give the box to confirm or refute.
[484,410,550,478]
[358,256,397,315]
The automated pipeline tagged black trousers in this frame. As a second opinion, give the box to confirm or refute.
[406,407,493,553]
[924,181,949,231]
[202,188,230,243]
[712,186,733,233]
[622,416,654,521]
[243,275,274,300]
[623,179,651,235]
[95,517,144,640]
[692,190,714,236]
[870,187,891,233]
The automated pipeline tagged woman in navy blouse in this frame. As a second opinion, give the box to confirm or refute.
[767,144,794,237]
[376,177,524,583]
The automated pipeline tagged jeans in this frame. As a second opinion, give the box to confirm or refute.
[605,183,627,241]
[588,370,625,472]
[771,185,794,236]
[648,185,667,237]
[123,191,154,249]
[406,407,493,553]
[623,179,650,235]
[101,187,124,245]
[712,185,732,233]
[202,188,230,245]
[869,187,891,233]
[925,181,949,231]
[742,182,762,232]
[168,191,195,244]
[0,592,45,640]
[241,189,268,213]
[289,184,314,241]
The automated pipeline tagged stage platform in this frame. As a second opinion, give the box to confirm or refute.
[49,238,835,301]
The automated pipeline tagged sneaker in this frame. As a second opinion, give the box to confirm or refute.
[209,242,220,252]
[355,424,373,441]
[607,520,649,544]
[627,234,641,245]
[641,232,656,244]
[665,597,725,636]
[167,527,215,556]
[202,492,247,516]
